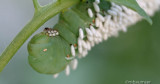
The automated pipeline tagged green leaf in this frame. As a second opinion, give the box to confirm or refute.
[106,0,152,24]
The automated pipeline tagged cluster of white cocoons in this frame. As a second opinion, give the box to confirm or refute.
[53,0,160,78]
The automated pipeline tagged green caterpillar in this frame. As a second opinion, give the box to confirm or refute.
[28,0,111,75]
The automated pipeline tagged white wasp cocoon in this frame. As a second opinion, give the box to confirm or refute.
[93,2,100,12]
[95,0,100,4]
[70,59,78,70]
[103,34,108,40]
[86,41,91,50]
[118,13,123,24]
[98,21,103,28]
[79,28,84,39]
[95,18,100,27]
[87,35,94,41]
[108,10,117,16]
[94,30,99,37]
[65,65,70,76]
[86,28,93,36]
[113,16,118,22]
[97,13,105,22]
[122,26,127,32]
[111,7,120,14]
[113,5,122,12]
[53,73,59,78]
[78,38,82,47]
[90,41,95,47]
[88,8,94,18]
[78,46,83,54]
[111,2,116,6]
[121,6,134,15]
[82,50,88,57]
[94,38,99,44]
[95,31,102,38]
[104,15,111,28]
[90,26,96,34]
[98,38,103,42]
[100,27,107,33]
[81,40,88,49]
[71,45,76,57]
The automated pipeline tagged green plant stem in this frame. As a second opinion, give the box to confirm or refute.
[33,0,41,11]
[0,0,80,72]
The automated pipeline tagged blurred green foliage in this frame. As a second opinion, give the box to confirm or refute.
[0,11,160,84]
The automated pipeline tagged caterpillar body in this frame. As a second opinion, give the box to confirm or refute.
[28,0,111,75]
